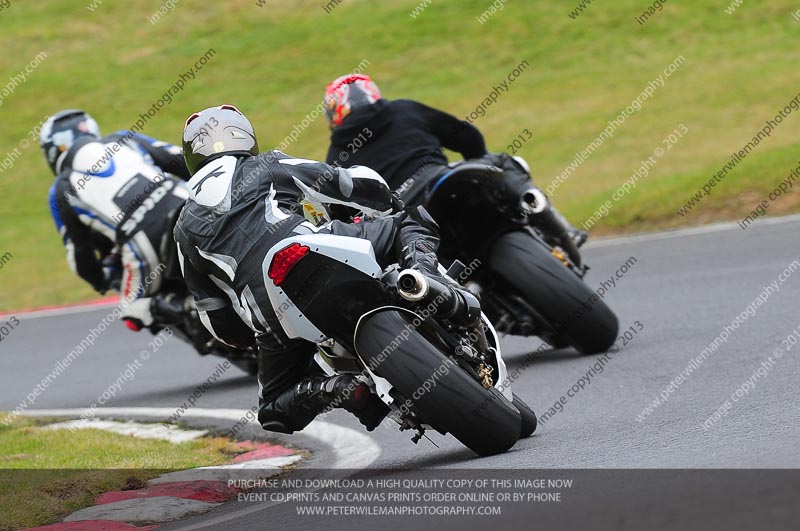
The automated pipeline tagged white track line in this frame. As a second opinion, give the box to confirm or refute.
[45,419,209,443]
[21,407,381,470]
[585,213,800,249]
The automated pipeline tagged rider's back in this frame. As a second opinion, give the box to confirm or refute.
[50,134,187,244]
[176,151,308,242]
[326,99,451,188]
[174,150,319,300]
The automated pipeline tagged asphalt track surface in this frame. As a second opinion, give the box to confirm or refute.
[3,216,800,530]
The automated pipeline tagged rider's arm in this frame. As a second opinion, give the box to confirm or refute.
[49,177,107,293]
[174,239,255,350]
[274,152,394,216]
[111,131,192,180]
[409,100,488,160]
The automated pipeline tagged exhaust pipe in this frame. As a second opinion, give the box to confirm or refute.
[396,269,481,324]
[397,269,430,302]
[520,188,548,216]
[397,269,454,309]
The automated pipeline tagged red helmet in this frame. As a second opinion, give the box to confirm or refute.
[323,74,382,129]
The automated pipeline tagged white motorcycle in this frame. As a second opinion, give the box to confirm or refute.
[263,232,536,456]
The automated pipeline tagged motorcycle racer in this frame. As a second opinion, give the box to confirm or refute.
[42,109,191,329]
[323,74,587,249]
[174,104,479,435]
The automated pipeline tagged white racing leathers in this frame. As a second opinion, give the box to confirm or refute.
[49,131,190,323]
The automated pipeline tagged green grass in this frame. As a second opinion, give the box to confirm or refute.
[1,0,799,310]
[0,415,255,529]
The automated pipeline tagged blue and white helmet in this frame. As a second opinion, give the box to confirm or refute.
[40,110,101,175]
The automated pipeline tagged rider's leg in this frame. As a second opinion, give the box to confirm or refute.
[527,194,588,253]
[119,236,164,330]
[148,293,216,354]
[256,333,388,433]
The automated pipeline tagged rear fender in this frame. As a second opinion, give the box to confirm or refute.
[264,234,382,342]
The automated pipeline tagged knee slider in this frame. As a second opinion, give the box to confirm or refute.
[260,419,296,434]
[258,406,311,434]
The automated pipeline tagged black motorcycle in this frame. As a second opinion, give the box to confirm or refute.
[422,155,619,354]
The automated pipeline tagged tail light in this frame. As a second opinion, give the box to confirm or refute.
[268,243,310,286]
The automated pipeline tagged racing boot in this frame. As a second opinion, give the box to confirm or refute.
[528,199,586,266]
[150,294,215,353]
[523,187,587,247]
[121,298,155,331]
[550,205,588,249]
[260,374,388,434]
[149,293,187,326]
